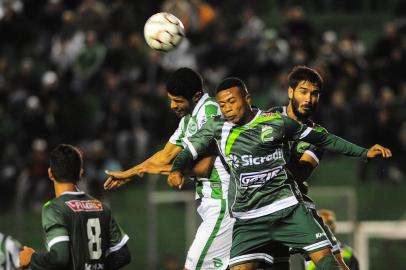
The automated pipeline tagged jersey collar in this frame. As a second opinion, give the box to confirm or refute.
[191,93,210,117]
[282,106,288,116]
[61,187,85,196]
[242,108,262,127]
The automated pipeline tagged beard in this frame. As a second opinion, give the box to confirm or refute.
[291,97,316,119]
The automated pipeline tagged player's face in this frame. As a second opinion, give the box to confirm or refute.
[168,93,192,118]
[216,87,251,125]
[289,80,320,118]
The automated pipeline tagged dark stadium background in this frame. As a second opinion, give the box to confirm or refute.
[0,0,405,269]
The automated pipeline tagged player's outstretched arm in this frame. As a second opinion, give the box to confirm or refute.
[284,116,392,161]
[104,142,182,190]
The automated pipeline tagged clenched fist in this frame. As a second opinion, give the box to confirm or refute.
[167,171,185,189]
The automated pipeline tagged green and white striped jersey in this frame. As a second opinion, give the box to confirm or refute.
[0,233,21,270]
[169,93,230,200]
[181,109,368,219]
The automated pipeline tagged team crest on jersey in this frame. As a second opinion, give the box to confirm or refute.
[188,120,197,135]
[261,126,274,142]
[66,200,103,212]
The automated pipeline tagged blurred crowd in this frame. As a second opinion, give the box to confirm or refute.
[0,0,405,212]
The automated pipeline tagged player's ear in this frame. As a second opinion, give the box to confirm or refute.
[288,86,294,100]
[192,91,203,104]
[79,168,84,178]
[245,94,252,105]
[48,168,55,181]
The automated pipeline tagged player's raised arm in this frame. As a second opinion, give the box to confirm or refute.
[283,115,392,160]
[103,141,183,190]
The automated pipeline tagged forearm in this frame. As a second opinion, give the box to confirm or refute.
[171,149,195,173]
[30,242,70,270]
[106,244,131,269]
[185,155,215,177]
[304,131,368,161]
[123,150,175,176]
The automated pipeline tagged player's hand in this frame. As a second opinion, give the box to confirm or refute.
[367,144,392,158]
[19,246,35,268]
[167,171,185,189]
[104,170,139,190]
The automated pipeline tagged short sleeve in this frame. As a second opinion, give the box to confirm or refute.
[169,116,187,147]
[182,118,216,160]
[292,141,324,164]
[42,202,69,251]
[107,216,129,255]
[283,115,311,141]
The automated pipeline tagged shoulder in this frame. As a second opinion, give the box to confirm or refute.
[259,111,286,125]
[266,106,285,114]
[197,98,220,121]
[312,122,328,133]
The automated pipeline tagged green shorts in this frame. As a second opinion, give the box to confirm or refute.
[229,203,331,268]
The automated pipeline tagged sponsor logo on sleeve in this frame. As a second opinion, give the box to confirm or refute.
[65,200,103,212]
[239,166,283,188]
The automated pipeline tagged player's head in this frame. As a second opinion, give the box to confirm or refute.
[318,209,337,233]
[49,144,83,184]
[215,77,252,125]
[166,67,204,118]
[287,66,323,119]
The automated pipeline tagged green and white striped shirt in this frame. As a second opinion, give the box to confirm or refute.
[169,93,230,200]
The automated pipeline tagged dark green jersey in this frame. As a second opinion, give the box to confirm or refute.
[41,190,128,270]
[269,106,326,204]
[180,109,367,219]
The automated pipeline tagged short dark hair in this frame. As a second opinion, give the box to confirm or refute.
[50,144,83,184]
[166,67,203,100]
[288,66,323,90]
[215,77,248,96]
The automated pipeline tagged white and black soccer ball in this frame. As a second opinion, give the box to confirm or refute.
[144,12,185,52]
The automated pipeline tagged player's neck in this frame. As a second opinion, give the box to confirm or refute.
[287,103,307,124]
[239,107,256,125]
[54,181,78,197]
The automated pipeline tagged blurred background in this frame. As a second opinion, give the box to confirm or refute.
[0,0,405,269]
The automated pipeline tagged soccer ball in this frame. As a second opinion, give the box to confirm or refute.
[144,12,185,52]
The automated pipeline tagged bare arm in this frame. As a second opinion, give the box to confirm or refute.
[104,142,182,190]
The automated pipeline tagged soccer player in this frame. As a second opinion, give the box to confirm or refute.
[168,77,391,270]
[306,209,359,270]
[19,144,131,270]
[103,67,234,270]
[0,232,21,270]
[268,66,350,270]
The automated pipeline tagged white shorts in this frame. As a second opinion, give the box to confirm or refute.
[184,198,235,270]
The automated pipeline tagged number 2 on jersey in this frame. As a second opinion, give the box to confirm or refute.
[87,218,102,259]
